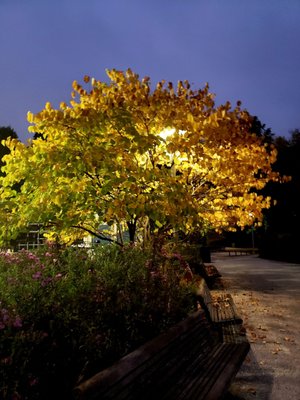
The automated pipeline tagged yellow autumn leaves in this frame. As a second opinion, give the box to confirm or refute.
[0,69,283,245]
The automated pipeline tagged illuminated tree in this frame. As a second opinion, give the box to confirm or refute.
[0,69,283,245]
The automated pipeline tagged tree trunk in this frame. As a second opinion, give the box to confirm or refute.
[127,220,136,243]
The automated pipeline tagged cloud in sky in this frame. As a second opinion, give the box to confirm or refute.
[0,0,300,141]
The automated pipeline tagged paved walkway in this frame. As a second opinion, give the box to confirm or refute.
[211,252,300,400]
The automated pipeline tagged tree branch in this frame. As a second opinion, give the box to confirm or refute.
[71,224,123,246]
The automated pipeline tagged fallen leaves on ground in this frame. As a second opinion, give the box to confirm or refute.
[283,336,296,343]
[272,347,282,355]
[258,325,268,331]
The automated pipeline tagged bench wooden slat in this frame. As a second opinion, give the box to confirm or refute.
[196,278,243,325]
[105,319,216,400]
[209,297,242,324]
[74,309,249,400]
[197,343,250,400]
[133,338,222,400]
[221,323,247,344]
[74,311,214,399]
[161,342,249,400]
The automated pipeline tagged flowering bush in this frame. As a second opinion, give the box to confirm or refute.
[0,245,197,399]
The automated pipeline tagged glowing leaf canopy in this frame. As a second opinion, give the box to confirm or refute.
[0,69,281,244]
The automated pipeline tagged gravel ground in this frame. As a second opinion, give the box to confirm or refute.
[211,252,300,400]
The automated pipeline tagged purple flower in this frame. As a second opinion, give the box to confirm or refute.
[2,313,9,323]
[32,271,42,280]
[13,316,22,328]
[27,251,40,260]
[28,376,39,386]
[1,308,9,322]
[41,277,53,287]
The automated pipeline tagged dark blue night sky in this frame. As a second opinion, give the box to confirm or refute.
[1,0,300,142]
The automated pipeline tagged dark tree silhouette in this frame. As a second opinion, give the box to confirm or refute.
[250,116,274,148]
[0,126,18,175]
[259,129,300,262]
[32,132,44,140]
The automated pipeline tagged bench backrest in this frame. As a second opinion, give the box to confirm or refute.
[74,310,218,399]
[196,278,213,304]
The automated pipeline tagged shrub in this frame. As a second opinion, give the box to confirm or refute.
[0,245,197,399]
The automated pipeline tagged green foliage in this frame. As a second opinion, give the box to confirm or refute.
[0,245,197,399]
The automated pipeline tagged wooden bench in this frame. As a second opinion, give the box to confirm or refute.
[196,277,243,326]
[73,310,250,400]
[195,277,248,347]
[198,263,222,288]
[223,247,258,256]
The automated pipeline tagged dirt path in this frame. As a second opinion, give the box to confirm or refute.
[211,252,300,400]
